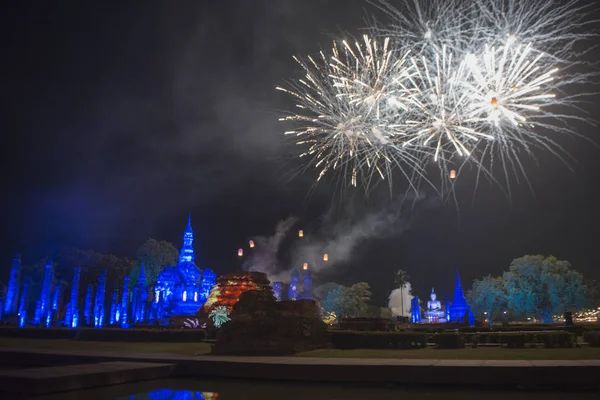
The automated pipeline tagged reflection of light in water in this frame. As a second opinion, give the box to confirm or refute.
[121,388,219,399]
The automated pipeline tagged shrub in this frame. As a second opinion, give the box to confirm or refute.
[501,333,526,348]
[540,331,575,348]
[330,331,427,349]
[583,331,600,347]
[75,328,205,342]
[433,333,465,349]
[0,327,76,339]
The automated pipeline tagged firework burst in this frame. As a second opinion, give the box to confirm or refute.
[277,35,429,190]
[279,0,598,196]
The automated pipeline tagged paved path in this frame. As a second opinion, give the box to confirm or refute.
[0,360,175,395]
[1,347,599,388]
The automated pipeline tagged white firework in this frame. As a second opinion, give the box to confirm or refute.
[277,35,429,191]
[279,0,597,196]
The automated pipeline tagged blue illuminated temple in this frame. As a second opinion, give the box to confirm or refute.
[3,214,218,329]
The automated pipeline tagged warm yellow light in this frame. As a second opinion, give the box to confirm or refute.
[491,97,499,109]
[323,253,329,261]
[249,240,255,248]
[237,248,243,257]
[449,169,456,179]
[511,84,518,92]
[303,263,308,270]
[298,230,304,237]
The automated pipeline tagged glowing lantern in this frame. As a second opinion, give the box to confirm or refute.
[303,263,308,270]
[449,169,456,179]
[491,97,499,109]
[237,248,243,257]
[323,253,329,261]
[298,230,304,237]
[249,240,255,248]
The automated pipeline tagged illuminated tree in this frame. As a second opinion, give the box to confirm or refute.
[503,255,587,323]
[467,275,506,327]
[320,284,345,318]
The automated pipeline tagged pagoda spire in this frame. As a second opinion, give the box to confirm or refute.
[456,269,462,288]
[178,213,195,263]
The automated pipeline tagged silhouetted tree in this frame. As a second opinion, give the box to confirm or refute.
[130,238,178,286]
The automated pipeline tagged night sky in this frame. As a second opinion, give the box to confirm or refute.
[2,0,599,306]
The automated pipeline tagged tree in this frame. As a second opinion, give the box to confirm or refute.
[394,269,411,317]
[342,282,372,318]
[503,255,587,323]
[130,238,178,286]
[585,280,600,309]
[53,248,132,290]
[467,275,505,327]
[320,284,345,318]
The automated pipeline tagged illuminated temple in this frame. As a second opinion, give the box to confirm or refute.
[417,270,473,325]
[153,214,216,318]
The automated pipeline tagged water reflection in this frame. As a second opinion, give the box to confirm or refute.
[121,389,218,400]
[36,378,600,400]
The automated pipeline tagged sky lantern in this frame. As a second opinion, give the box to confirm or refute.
[303,263,308,270]
[237,248,243,257]
[298,229,304,237]
[323,253,329,262]
[249,240,255,248]
[449,169,456,179]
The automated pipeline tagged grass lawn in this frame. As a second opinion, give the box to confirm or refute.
[0,337,212,355]
[297,347,600,360]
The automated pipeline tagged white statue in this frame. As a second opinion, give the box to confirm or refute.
[427,288,442,311]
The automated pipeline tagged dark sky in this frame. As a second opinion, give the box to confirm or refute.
[2,0,599,306]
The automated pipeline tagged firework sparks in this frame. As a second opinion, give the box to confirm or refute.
[277,34,429,190]
[279,0,597,196]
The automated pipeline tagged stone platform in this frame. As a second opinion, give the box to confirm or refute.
[1,347,600,389]
[0,361,176,395]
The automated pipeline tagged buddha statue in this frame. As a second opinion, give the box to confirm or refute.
[424,288,446,322]
[427,289,441,312]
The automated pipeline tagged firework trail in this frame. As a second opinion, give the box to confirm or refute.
[279,0,598,196]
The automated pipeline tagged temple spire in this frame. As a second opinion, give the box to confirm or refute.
[179,213,195,264]
[456,269,462,288]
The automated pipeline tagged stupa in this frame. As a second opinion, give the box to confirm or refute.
[449,270,470,322]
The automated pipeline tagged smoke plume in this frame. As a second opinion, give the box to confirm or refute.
[388,283,413,317]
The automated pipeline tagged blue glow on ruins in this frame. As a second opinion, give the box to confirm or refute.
[4,254,21,316]
[84,284,93,325]
[298,269,313,300]
[66,267,81,328]
[132,264,147,324]
[18,277,31,328]
[272,282,282,301]
[4,214,217,329]
[109,288,119,325]
[94,270,107,328]
[35,259,53,326]
[154,214,210,318]
[121,276,130,328]
[288,269,299,301]
[449,270,470,323]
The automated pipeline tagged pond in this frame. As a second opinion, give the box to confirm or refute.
[34,378,599,400]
